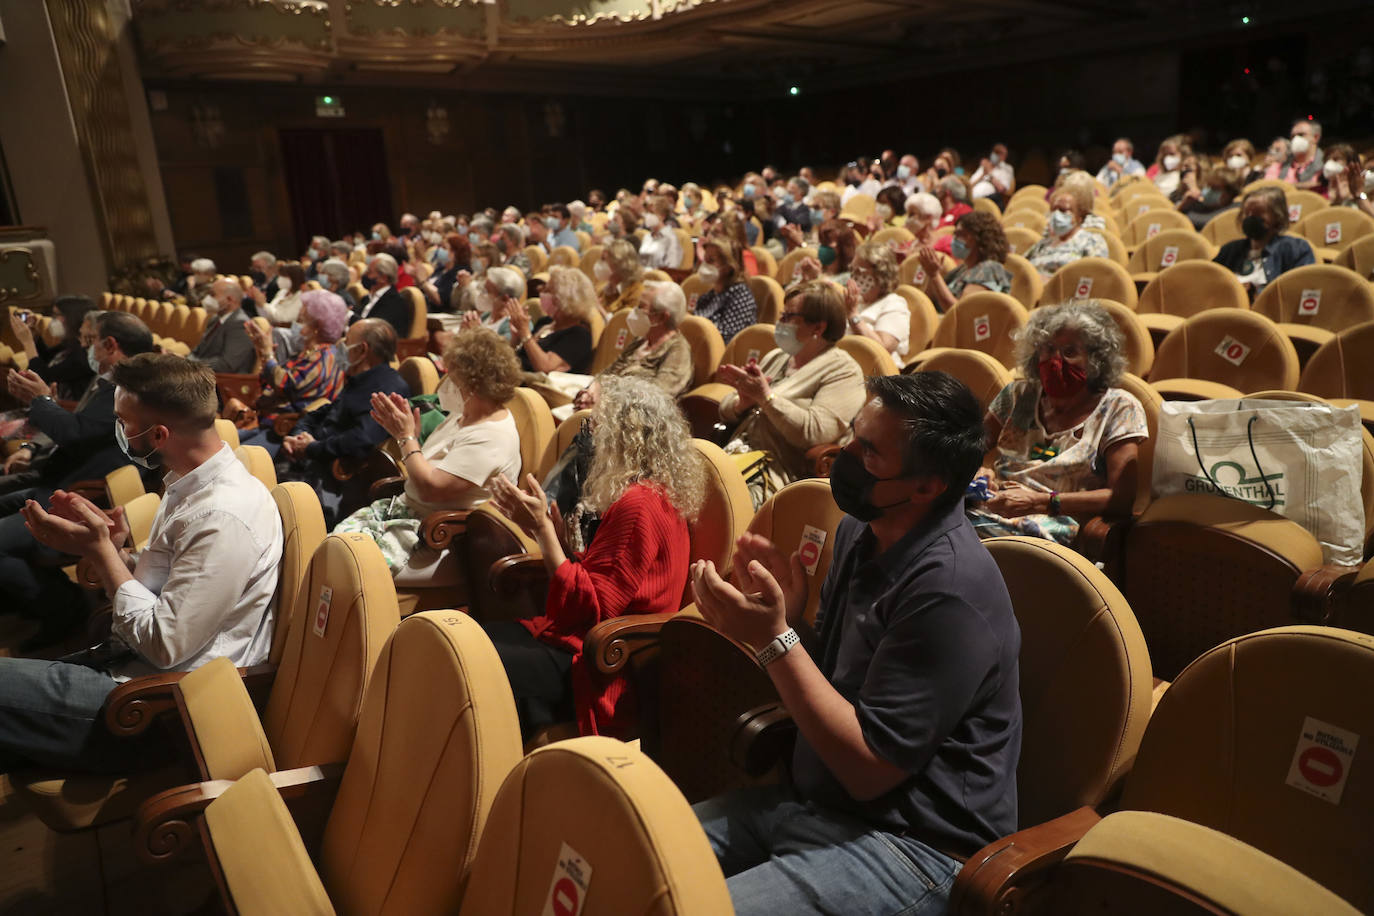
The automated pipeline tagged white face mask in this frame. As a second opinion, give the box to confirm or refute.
[1048,210,1076,238]
[697,264,720,286]
[47,318,65,341]
[203,294,221,316]
[875,204,893,221]
[643,213,661,230]
[1227,154,1250,170]
[277,276,292,293]
[1290,135,1311,155]
[1162,154,1181,171]
[437,376,464,414]
[773,322,804,355]
[1365,170,1374,193]
[625,309,651,337]
[1323,160,1345,179]
[593,260,611,282]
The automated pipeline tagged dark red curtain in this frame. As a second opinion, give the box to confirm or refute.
[279,129,392,252]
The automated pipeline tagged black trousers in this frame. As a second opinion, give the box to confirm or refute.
[481,620,574,740]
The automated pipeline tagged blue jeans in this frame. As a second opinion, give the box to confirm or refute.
[0,658,133,774]
[694,785,960,916]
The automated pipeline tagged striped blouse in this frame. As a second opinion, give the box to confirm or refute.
[261,344,344,413]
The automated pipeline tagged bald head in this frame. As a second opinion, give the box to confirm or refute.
[344,318,396,374]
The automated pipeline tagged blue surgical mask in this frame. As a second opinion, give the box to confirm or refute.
[468,232,482,246]
[1201,188,1221,206]
[810,208,826,225]
[545,217,559,231]
[371,231,382,241]
[1112,153,1127,166]
[1049,210,1076,237]
[896,164,911,180]
[116,421,162,470]
[950,237,970,260]
[434,247,451,268]
[743,185,756,199]
[782,192,795,206]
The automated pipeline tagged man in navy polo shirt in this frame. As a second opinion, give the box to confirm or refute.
[691,372,1022,915]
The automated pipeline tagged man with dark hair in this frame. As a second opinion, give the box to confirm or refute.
[265,318,408,525]
[547,202,579,250]
[690,371,1022,915]
[0,312,156,643]
[0,353,282,773]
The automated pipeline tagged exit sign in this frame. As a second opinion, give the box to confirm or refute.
[315,95,344,118]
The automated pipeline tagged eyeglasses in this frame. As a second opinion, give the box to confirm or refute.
[778,311,806,324]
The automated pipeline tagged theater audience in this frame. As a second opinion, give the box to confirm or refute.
[1024,183,1109,278]
[720,281,864,508]
[548,203,581,250]
[511,265,595,375]
[692,371,1020,916]
[693,236,758,342]
[353,252,413,335]
[844,241,911,359]
[7,295,96,401]
[903,192,944,247]
[251,262,305,327]
[1275,118,1325,189]
[638,197,684,269]
[497,224,532,277]
[595,239,645,315]
[0,353,282,773]
[793,219,857,289]
[1321,144,1364,206]
[1178,165,1245,229]
[249,251,278,293]
[459,265,525,342]
[191,277,256,373]
[934,175,973,229]
[969,143,1014,205]
[970,301,1147,546]
[1212,186,1316,297]
[241,289,348,424]
[1096,137,1146,189]
[1148,135,1189,196]
[569,281,694,419]
[317,258,355,309]
[336,328,521,578]
[423,232,471,311]
[482,376,704,738]
[924,211,1014,311]
[1222,138,1264,185]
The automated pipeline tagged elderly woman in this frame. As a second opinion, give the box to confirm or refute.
[693,236,758,343]
[335,327,522,579]
[970,301,1148,545]
[240,289,349,425]
[1024,181,1109,278]
[594,239,644,316]
[844,241,911,359]
[568,281,694,419]
[7,295,97,401]
[901,191,943,249]
[458,265,525,341]
[792,218,857,290]
[253,262,306,326]
[719,280,865,508]
[511,264,595,375]
[497,223,532,277]
[637,196,683,269]
[1212,186,1315,298]
[922,211,1014,312]
[483,376,704,738]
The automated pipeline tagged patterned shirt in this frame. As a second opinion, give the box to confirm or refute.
[262,344,344,413]
[694,281,758,343]
[947,261,1013,298]
[1024,229,1109,279]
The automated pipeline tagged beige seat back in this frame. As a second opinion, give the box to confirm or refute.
[320,612,523,914]
[590,309,634,375]
[578,244,604,281]
[522,245,548,274]
[837,334,898,377]
[458,736,732,916]
[718,323,777,370]
[123,492,161,551]
[1041,257,1138,310]
[105,464,145,508]
[214,418,241,449]
[680,272,711,312]
[1201,210,1246,248]
[1119,626,1374,912]
[1334,234,1374,280]
[870,226,915,248]
[548,244,580,268]
[776,247,817,287]
[398,356,439,396]
[749,245,777,278]
[1001,210,1046,237]
[1113,374,1162,514]
[931,292,1028,368]
[1283,188,1329,225]
[269,482,328,665]
[1149,310,1299,392]
[235,445,277,488]
[1252,263,1374,333]
[985,537,1152,826]
[744,274,784,325]
[1295,208,1374,252]
[261,533,401,770]
[1126,228,1216,275]
[911,347,1013,412]
[1005,196,1049,217]
[1137,260,1249,318]
[1086,228,1130,268]
[1122,494,1323,679]
[1003,226,1042,257]
[676,315,725,389]
[893,284,940,356]
[1299,319,1374,404]
[691,439,755,579]
[1122,209,1196,249]
[507,387,556,480]
[1086,299,1153,378]
[537,409,592,481]
[1004,253,1044,309]
[750,478,846,627]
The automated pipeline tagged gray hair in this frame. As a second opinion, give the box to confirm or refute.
[906,191,942,219]
[319,258,350,290]
[189,258,217,275]
[329,240,352,257]
[369,252,399,283]
[470,216,495,236]
[789,176,811,196]
[643,280,686,328]
[499,223,526,246]
[1016,301,1126,392]
[310,235,330,249]
[939,176,968,202]
[567,200,587,218]
[485,265,526,301]
[251,251,277,268]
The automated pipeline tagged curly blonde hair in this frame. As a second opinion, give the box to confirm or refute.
[545,266,597,324]
[443,327,520,403]
[852,241,899,296]
[583,376,705,522]
[604,239,643,285]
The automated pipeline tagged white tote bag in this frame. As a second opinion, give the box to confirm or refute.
[1152,399,1365,566]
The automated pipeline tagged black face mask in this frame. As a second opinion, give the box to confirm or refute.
[1242,215,1269,241]
[361,275,377,290]
[829,450,911,522]
[935,167,949,179]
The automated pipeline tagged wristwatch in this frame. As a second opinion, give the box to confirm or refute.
[755,628,800,667]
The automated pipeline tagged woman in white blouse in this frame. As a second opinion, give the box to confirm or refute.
[844,241,911,359]
[637,196,683,269]
[254,263,306,327]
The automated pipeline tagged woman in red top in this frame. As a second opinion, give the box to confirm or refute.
[485,376,705,740]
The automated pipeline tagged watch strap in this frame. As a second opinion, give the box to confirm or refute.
[755,627,800,667]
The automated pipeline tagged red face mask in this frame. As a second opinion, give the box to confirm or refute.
[1038,355,1088,398]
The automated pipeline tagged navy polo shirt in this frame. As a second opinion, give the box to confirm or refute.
[791,500,1022,858]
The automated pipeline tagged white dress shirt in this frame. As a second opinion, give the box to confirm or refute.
[638,227,683,269]
[360,284,392,318]
[260,289,303,326]
[110,442,283,680]
[970,162,1015,200]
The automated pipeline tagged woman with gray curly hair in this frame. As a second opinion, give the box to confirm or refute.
[844,240,911,358]
[484,375,704,739]
[969,300,1148,545]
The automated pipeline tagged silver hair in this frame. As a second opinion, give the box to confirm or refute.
[1016,300,1126,392]
[905,191,941,218]
[369,252,399,283]
[642,280,686,327]
[485,265,526,300]
[319,258,350,289]
[189,258,217,275]
[499,223,527,245]
[329,240,352,256]
[251,250,277,267]
[310,235,330,248]
[939,176,968,202]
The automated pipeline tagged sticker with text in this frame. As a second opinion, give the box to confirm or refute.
[1137,203,1150,216]
[973,315,992,342]
[541,842,592,916]
[1146,222,1162,238]
[614,328,627,348]
[1289,204,1303,222]
[1285,716,1358,804]
[798,525,828,576]
[1214,335,1251,366]
[1073,276,1094,300]
[1325,222,1342,245]
[1297,288,1322,316]
[1159,246,1179,269]
[912,267,927,286]
[312,585,332,637]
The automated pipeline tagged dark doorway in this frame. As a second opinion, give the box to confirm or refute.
[279,128,392,252]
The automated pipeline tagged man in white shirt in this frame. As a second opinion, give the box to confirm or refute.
[969,144,1015,204]
[0,353,282,773]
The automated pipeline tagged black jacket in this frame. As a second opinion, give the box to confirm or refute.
[350,287,413,338]
[29,379,130,487]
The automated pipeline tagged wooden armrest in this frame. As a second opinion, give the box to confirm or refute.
[66,478,110,509]
[489,553,548,598]
[583,611,677,675]
[806,443,841,477]
[1073,515,1134,575]
[949,806,1102,915]
[134,763,344,865]
[420,509,471,550]
[104,663,277,737]
[1293,564,1361,624]
[368,475,405,502]
[729,702,796,778]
